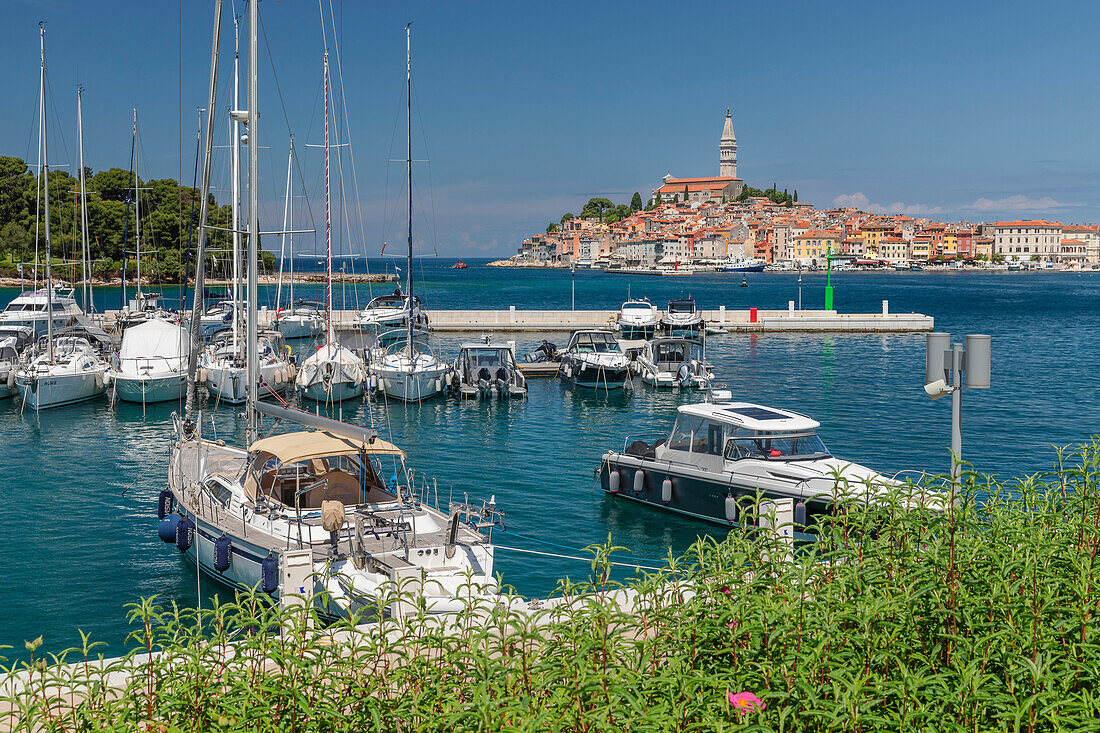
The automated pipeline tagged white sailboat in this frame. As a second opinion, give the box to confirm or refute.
[109,319,189,404]
[273,140,324,340]
[198,18,291,405]
[296,51,366,403]
[167,3,501,619]
[371,26,450,402]
[14,27,111,411]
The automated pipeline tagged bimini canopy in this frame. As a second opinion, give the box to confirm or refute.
[248,429,405,465]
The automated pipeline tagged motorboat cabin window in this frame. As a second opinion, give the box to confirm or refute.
[465,349,506,367]
[204,477,234,508]
[724,431,831,461]
[667,299,696,314]
[572,332,621,354]
[656,342,686,363]
[668,415,724,454]
[622,302,651,312]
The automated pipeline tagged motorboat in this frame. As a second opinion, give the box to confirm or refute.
[558,329,632,391]
[449,337,526,398]
[0,325,35,398]
[523,339,559,364]
[633,337,713,389]
[371,331,451,402]
[661,297,705,337]
[109,318,189,404]
[452,261,468,269]
[199,328,294,405]
[15,325,112,410]
[616,298,659,340]
[599,395,930,531]
[0,285,81,336]
[716,257,765,273]
[275,301,325,340]
[352,290,425,333]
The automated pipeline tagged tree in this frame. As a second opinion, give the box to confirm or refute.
[630,192,642,212]
[580,197,614,221]
[673,194,679,204]
[794,190,798,203]
[683,185,689,200]
[546,223,558,233]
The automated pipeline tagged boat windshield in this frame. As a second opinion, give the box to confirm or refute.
[464,348,507,367]
[724,432,830,461]
[668,299,696,314]
[368,295,407,309]
[572,332,621,353]
[622,302,651,311]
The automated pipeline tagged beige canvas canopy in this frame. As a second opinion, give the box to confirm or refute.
[248,430,405,464]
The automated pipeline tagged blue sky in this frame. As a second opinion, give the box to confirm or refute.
[3,0,1098,256]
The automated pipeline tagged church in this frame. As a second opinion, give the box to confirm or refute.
[653,110,743,204]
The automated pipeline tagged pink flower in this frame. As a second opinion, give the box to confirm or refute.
[727,620,739,629]
[720,586,730,595]
[727,691,765,714]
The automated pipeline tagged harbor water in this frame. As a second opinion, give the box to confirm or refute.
[2,262,1099,662]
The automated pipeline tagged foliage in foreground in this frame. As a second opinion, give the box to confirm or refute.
[5,441,1100,731]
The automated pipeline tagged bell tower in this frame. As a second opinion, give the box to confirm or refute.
[719,108,737,178]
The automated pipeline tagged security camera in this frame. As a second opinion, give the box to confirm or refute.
[924,379,951,400]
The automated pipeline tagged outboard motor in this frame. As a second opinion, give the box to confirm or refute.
[677,362,691,386]
[495,367,508,393]
[478,367,491,394]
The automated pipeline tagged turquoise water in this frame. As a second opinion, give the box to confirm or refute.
[2,263,1099,662]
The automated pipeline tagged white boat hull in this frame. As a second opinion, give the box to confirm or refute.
[376,365,448,402]
[299,378,364,403]
[112,372,188,403]
[205,362,289,404]
[16,370,106,410]
[277,316,324,340]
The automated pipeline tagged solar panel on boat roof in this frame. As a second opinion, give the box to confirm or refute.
[725,406,790,420]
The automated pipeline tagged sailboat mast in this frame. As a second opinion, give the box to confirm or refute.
[40,24,53,363]
[231,15,241,351]
[277,140,292,313]
[406,23,413,352]
[77,87,91,313]
[132,108,142,297]
[324,52,334,344]
[185,0,223,417]
[246,0,260,444]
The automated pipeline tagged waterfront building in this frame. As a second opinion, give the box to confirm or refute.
[1062,224,1100,264]
[879,237,910,262]
[911,235,932,261]
[790,229,841,266]
[992,220,1063,262]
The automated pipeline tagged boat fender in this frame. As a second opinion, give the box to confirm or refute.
[158,514,181,543]
[214,535,232,572]
[175,517,195,552]
[5,371,13,388]
[369,374,378,390]
[198,368,208,384]
[724,493,738,524]
[289,364,297,379]
[562,364,572,378]
[273,369,283,385]
[661,477,673,504]
[794,501,807,528]
[157,488,174,519]
[609,469,620,494]
[95,371,104,390]
[633,469,645,494]
[261,553,279,594]
[103,371,112,387]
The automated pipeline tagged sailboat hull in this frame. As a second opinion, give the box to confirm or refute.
[299,379,364,403]
[205,363,289,404]
[277,316,324,340]
[113,372,187,404]
[376,365,448,402]
[16,370,106,410]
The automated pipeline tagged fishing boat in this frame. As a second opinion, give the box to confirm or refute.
[616,298,659,340]
[0,285,81,336]
[108,318,189,404]
[369,26,450,403]
[633,336,712,389]
[452,261,468,269]
[165,6,502,619]
[449,337,526,398]
[661,297,705,337]
[0,326,35,398]
[15,325,112,410]
[558,329,632,391]
[598,394,922,531]
[296,53,367,405]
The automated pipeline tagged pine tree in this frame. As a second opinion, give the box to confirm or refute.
[630,192,642,212]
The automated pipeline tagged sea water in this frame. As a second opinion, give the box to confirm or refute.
[1,263,1098,662]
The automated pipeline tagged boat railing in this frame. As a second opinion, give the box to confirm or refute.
[621,432,669,453]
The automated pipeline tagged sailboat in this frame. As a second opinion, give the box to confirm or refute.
[198,16,292,405]
[370,26,451,402]
[166,2,500,617]
[296,51,367,403]
[15,28,112,411]
[273,140,325,340]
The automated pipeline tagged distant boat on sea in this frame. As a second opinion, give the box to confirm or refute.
[452,261,468,269]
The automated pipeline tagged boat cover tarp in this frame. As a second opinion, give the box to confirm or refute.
[249,430,404,464]
[119,319,189,361]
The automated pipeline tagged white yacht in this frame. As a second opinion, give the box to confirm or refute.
[633,337,712,389]
[0,325,35,398]
[599,395,935,531]
[200,329,293,405]
[372,331,450,402]
[450,338,526,398]
[0,285,81,336]
[558,330,633,391]
[353,290,424,334]
[616,298,659,340]
[15,326,112,410]
[661,297,705,337]
[275,301,325,340]
[716,257,765,272]
[109,318,189,404]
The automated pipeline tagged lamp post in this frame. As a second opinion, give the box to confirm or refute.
[797,269,802,311]
[924,333,991,485]
[824,243,834,310]
[571,261,576,311]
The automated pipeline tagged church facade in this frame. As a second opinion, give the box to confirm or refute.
[653,109,744,204]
